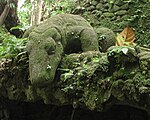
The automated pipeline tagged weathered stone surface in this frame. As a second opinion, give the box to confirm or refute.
[1,45,150,115]
[114,0,125,6]
[87,6,95,11]
[95,27,116,52]
[86,14,99,26]
[120,3,129,10]
[91,0,98,6]
[103,12,114,17]
[103,3,109,9]
[96,3,103,10]
[95,11,103,17]
[115,10,128,16]
[26,14,99,87]
[136,46,150,77]
[111,5,120,12]
[0,0,150,119]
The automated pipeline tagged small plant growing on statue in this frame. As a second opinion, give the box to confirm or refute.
[108,27,136,57]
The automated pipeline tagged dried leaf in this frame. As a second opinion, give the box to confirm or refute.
[116,27,135,46]
[116,34,124,46]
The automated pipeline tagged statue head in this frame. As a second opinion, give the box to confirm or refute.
[26,32,63,87]
[95,27,116,52]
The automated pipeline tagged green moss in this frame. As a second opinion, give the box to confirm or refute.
[1,40,150,112]
[60,52,111,110]
[27,14,100,87]
[58,45,150,110]
[128,2,150,48]
[95,27,116,52]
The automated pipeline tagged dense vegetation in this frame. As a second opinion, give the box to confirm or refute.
[0,0,150,59]
[0,1,150,120]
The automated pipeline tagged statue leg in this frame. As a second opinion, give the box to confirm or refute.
[66,26,99,52]
[80,27,99,52]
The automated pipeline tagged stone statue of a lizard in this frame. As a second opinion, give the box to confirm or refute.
[26,14,100,87]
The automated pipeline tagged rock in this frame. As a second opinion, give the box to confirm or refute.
[86,14,99,26]
[136,46,150,77]
[120,3,129,10]
[115,10,128,16]
[95,11,103,17]
[110,4,120,12]
[104,3,109,9]
[84,3,90,8]
[100,0,107,4]
[96,3,103,10]
[1,40,150,115]
[116,16,121,21]
[120,15,130,21]
[110,16,117,21]
[72,6,86,14]
[87,5,95,11]
[114,0,125,6]
[108,46,138,63]
[91,0,98,6]
[103,12,114,17]
[91,10,98,14]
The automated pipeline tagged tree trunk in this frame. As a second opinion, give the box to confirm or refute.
[0,4,10,26]
[31,0,43,26]
[30,0,35,26]
[35,0,43,25]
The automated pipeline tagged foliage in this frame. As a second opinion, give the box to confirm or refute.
[128,2,150,48]
[95,0,150,48]
[60,55,102,92]
[0,27,27,59]
[108,46,130,56]
[15,0,75,30]
[60,53,110,109]
[58,46,150,110]
[107,46,137,66]
[116,27,135,46]
[14,2,31,30]
[44,0,75,16]
[0,0,16,8]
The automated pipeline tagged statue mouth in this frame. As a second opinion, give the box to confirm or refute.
[29,63,54,86]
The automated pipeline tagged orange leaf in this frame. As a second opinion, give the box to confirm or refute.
[116,27,135,46]
[120,27,135,42]
[116,34,124,46]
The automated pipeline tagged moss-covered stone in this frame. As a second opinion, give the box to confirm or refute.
[26,14,99,87]
[81,0,150,49]
[115,10,128,16]
[91,0,98,6]
[1,0,150,118]
[95,27,116,52]
[1,45,150,114]
[96,3,103,10]
[120,3,129,10]
[59,46,150,112]
[110,4,120,12]
[103,12,114,17]
[87,6,95,11]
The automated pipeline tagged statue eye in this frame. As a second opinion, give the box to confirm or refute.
[45,44,56,55]
[98,35,106,41]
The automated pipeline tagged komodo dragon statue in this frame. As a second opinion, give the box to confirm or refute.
[26,14,114,87]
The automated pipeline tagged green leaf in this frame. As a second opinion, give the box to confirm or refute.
[121,48,128,55]
[64,72,74,81]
